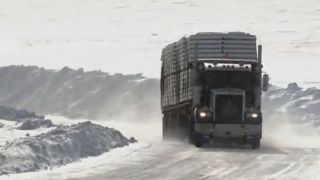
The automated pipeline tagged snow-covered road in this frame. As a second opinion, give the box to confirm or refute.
[69,142,319,180]
[2,116,319,180]
[7,142,318,180]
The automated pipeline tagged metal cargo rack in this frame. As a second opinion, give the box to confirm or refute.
[161,32,258,109]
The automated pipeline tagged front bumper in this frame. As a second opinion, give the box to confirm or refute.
[194,123,262,143]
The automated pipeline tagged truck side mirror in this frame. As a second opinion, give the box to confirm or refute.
[262,73,269,91]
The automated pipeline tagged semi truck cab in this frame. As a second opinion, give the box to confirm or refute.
[193,58,268,148]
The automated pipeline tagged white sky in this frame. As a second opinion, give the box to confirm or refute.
[0,0,319,82]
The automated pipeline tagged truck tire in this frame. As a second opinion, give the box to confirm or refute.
[195,140,203,148]
[162,118,166,140]
[162,115,170,140]
[188,116,195,144]
[251,140,260,149]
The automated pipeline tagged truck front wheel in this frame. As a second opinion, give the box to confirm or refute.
[251,140,260,149]
[194,140,203,148]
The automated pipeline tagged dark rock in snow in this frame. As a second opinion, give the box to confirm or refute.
[286,82,301,92]
[18,119,54,130]
[129,137,138,143]
[0,121,136,175]
[0,106,43,122]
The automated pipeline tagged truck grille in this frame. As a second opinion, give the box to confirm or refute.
[215,95,243,123]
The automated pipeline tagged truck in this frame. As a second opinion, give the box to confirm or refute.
[160,32,269,148]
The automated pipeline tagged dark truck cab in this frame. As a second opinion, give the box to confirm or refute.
[161,32,268,148]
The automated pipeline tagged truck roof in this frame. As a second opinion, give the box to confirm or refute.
[161,32,257,64]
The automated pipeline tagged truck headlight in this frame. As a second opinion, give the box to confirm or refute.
[199,112,207,118]
[250,113,258,118]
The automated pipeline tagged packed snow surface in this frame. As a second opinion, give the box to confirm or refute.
[2,141,320,180]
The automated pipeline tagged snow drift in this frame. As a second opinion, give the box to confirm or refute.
[0,121,136,175]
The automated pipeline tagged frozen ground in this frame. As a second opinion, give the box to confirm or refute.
[1,115,319,180]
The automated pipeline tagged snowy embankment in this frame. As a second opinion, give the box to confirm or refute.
[261,83,320,148]
[0,107,137,175]
[263,83,320,128]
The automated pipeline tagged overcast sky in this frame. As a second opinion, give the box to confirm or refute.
[0,0,319,83]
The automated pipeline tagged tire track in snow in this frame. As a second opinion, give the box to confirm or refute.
[264,162,296,180]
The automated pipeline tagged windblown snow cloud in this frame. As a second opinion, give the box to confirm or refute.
[0,66,160,121]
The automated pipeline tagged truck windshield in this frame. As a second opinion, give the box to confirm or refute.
[204,71,255,90]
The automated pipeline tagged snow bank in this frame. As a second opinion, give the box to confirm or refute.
[0,120,55,147]
[262,83,320,148]
[263,83,320,126]
[0,121,137,175]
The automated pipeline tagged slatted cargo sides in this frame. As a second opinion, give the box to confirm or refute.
[161,37,193,108]
[177,37,189,70]
[161,70,193,107]
[179,69,192,102]
[162,74,178,107]
[161,42,177,107]
[162,42,178,76]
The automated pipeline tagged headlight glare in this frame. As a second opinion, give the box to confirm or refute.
[199,112,207,118]
[251,113,258,118]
